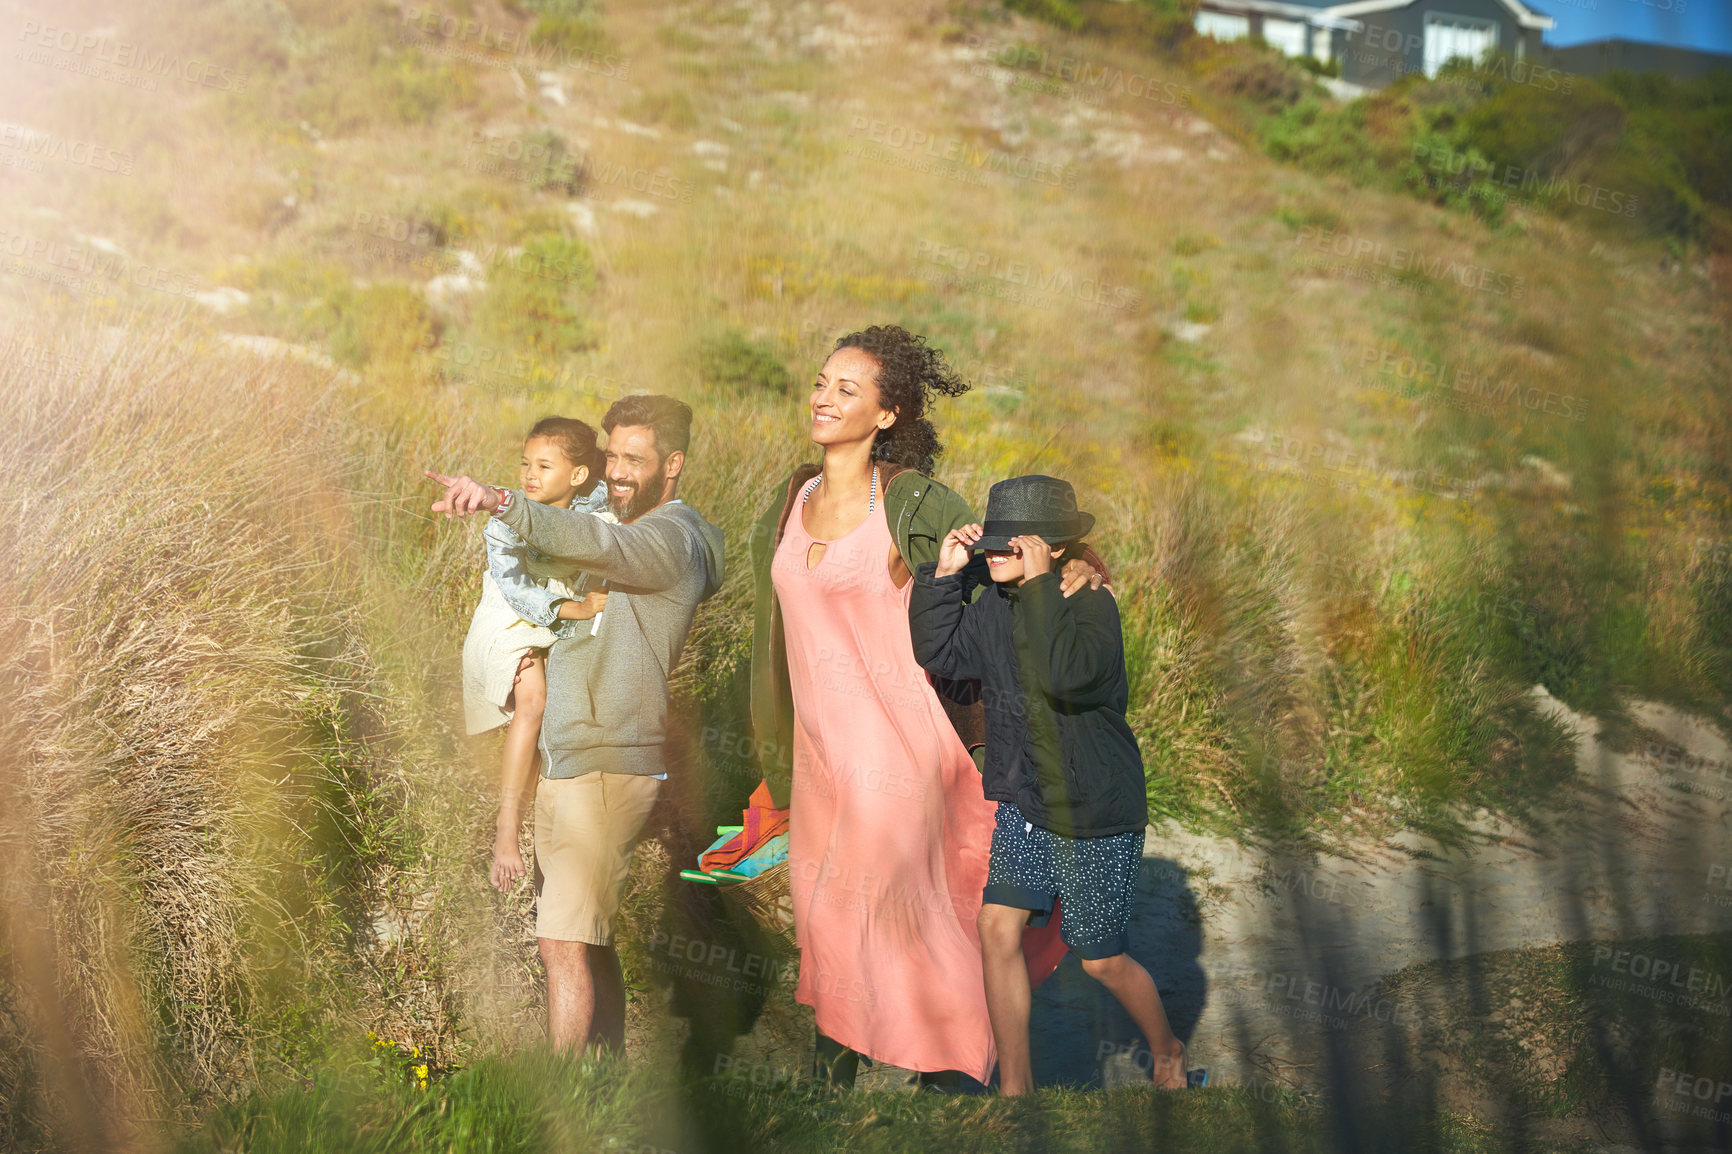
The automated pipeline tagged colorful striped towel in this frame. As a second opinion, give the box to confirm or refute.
[697,781,789,872]
[706,832,789,881]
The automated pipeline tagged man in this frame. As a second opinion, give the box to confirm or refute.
[429,394,724,1054]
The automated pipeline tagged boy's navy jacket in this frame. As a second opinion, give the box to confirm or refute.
[909,560,1149,839]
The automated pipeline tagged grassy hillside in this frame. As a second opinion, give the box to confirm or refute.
[168,931,1732,1153]
[0,0,1728,1148]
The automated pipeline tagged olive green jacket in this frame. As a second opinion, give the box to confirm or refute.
[749,462,982,808]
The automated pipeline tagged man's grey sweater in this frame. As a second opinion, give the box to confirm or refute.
[494,492,724,779]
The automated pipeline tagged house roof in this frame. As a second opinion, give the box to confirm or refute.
[1200,0,1340,11]
[1196,0,1551,30]
[1199,0,1358,23]
[1321,0,1555,31]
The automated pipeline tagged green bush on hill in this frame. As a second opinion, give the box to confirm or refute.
[273,7,476,136]
[990,0,1201,52]
[519,129,588,196]
[330,284,439,369]
[471,232,598,361]
[1606,69,1732,222]
[1257,58,1729,242]
[512,0,613,55]
[1004,0,1085,33]
[1210,53,1312,111]
[696,330,795,395]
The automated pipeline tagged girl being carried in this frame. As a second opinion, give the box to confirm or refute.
[461,417,613,889]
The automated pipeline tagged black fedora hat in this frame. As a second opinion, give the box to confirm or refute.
[973,474,1095,552]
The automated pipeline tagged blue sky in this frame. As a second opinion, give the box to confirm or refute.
[1528,0,1732,54]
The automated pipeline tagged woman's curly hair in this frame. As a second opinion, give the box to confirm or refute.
[832,324,969,476]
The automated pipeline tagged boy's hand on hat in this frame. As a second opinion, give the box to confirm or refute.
[1012,534,1054,577]
[936,524,982,578]
[426,470,503,517]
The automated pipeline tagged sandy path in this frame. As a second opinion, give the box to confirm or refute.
[1058,689,1732,1090]
[847,690,1732,1092]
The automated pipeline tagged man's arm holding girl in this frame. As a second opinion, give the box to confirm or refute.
[429,472,690,592]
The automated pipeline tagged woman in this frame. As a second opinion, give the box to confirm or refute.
[748,325,1106,1088]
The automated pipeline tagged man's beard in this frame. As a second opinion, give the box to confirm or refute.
[609,471,666,521]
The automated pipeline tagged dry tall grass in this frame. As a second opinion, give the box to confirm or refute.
[0,307,544,1148]
[0,310,334,1145]
[0,306,845,1150]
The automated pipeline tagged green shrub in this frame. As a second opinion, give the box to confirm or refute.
[1609,69,1732,214]
[1459,76,1626,177]
[999,0,1202,46]
[1253,57,1728,241]
[1574,124,1705,237]
[521,129,587,196]
[329,284,438,369]
[529,13,610,55]
[236,254,353,344]
[1263,96,1393,187]
[1004,0,1084,33]
[1209,52,1311,111]
[373,53,468,125]
[1090,0,1200,49]
[265,7,477,137]
[517,0,612,54]
[695,331,794,395]
[472,233,598,360]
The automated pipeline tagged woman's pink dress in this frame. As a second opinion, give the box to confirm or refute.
[773,495,1063,1082]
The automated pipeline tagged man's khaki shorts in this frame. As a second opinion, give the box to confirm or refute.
[532,772,661,945]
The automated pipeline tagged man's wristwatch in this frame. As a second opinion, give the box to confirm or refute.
[493,487,513,514]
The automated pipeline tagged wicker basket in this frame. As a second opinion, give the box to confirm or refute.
[718,859,794,948]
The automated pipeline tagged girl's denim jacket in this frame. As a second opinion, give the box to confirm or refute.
[485,484,611,640]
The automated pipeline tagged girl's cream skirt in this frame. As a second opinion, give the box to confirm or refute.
[460,571,577,735]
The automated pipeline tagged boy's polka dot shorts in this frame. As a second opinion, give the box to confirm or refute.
[983,801,1143,960]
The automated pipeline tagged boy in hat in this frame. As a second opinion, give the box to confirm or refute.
[908,474,1196,1095]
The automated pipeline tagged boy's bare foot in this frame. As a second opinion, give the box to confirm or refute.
[1150,1041,1188,1090]
[491,831,527,891]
